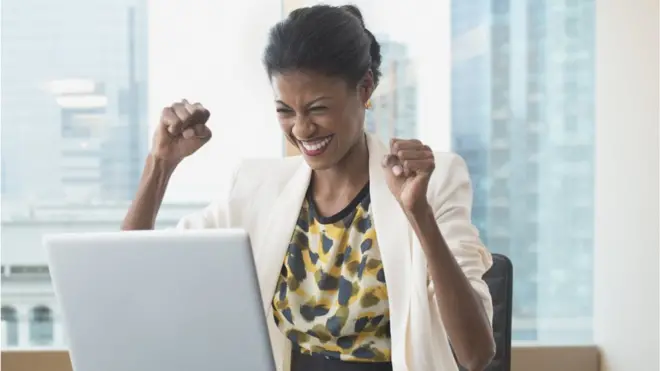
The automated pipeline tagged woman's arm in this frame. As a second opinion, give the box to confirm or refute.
[122,100,212,230]
[406,155,495,371]
[407,205,495,371]
[121,155,178,230]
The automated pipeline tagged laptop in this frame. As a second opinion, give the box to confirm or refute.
[45,229,275,371]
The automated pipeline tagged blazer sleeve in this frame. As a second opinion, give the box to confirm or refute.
[428,153,494,324]
[175,163,242,229]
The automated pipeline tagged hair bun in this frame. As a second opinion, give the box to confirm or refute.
[339,5,381,85]
[364,29,381,70]
[340,5,365,28]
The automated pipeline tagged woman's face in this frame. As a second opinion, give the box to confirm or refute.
[272,70,372,170]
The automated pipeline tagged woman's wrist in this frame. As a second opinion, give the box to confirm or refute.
[146,153,180,178]
[404,202,435,226]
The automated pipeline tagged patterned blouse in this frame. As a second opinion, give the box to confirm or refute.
[271,183,391,362]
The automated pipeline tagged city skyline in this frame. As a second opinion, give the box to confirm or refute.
[451,0,595,342]
[1,0,149,204]
[1,0,595,349]
[366,37,418,144]
[1,0,150,348]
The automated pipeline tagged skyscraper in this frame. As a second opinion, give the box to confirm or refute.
[1,0,149,348]
[1,0,149,203]
[366,38,417,143]
[451,0,595,342]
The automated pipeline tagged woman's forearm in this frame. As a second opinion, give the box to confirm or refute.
[406,204,495,371]
[121,155,178,231]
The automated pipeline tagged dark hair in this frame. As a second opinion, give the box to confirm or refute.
[263,4,382,88]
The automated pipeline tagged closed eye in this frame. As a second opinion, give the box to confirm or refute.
[276,107,293,114]
[309,106,327,112]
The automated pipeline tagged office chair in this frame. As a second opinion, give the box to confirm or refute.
[454,253,513,371]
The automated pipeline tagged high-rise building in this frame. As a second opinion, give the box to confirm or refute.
[1,0,149,349]
[451,0,595,343]
[1,0,149,203]
[366,38,417,143]
[1,160,6,195]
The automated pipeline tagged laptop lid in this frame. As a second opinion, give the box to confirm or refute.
[45,229,275,371]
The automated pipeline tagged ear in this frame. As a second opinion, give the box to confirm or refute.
[359,70,375,105]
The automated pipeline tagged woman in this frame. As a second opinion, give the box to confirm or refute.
[123,4,495,371]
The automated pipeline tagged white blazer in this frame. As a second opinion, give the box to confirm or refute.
[177,133,493,371]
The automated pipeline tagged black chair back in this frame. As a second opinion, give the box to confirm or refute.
[454,253,513,371]
[483,253,513,371]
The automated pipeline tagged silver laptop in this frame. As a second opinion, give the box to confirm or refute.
[45,229,275,371]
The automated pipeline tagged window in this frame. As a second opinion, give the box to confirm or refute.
[365,44,418,143]
[451,0,595,344]
[565,17,580,38]
[29,306,54,346]
[296,0,592,345]
[2,0,282,350]
[1,306,19,347]
[2,0,594,351]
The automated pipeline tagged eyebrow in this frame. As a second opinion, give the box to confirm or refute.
[275,96,330,109]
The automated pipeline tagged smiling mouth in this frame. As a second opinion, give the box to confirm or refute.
[298,135,333,156]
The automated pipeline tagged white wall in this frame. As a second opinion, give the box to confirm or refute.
[593,0,659,370]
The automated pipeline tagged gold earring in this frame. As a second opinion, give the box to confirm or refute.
[365,100,372,109]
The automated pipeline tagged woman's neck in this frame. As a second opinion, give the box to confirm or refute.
[311,135,369,200]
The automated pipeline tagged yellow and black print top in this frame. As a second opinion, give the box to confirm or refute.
[272,184,391,362]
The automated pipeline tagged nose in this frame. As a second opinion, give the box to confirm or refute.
[291,114,317,140]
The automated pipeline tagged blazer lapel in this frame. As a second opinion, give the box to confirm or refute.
[254,159,311,314]
[252,136,413,370]
[366,134,412,370]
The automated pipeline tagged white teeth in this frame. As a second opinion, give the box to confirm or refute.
[301,136,332,152]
